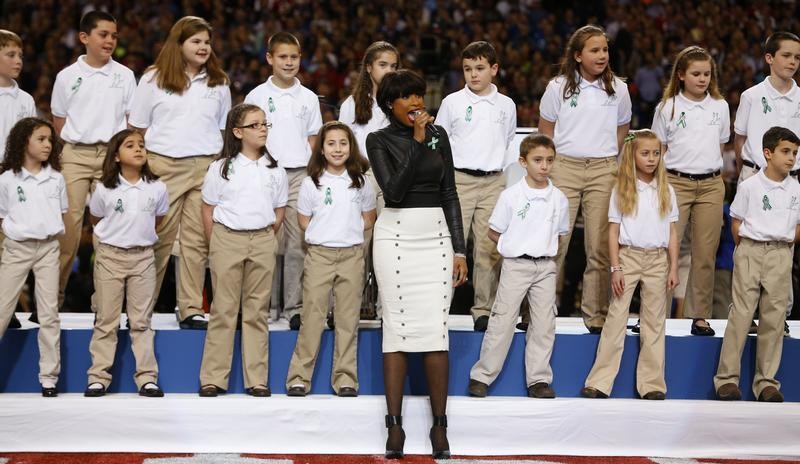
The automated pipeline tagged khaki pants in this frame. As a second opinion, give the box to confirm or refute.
[286,245,363,392]
[469,257,557,387]
[0,238,60,384]
[550,154,617,329]
[714,238,791,397]
[713,269,733,319]
[87,243,158,389]
[271,168,306,319]
[585,246,668,396]
[668,174,724,319]
[200,224,276,390]
[455,171,504,321]
[58,143,106,306]
[147,153,212,321]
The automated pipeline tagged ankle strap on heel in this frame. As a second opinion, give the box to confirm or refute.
[432,415,447,427]
[385,415,402,427]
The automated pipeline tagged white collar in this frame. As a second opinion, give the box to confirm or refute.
[0,80,20,97]
[465,84,498,105]
[77,55,114,76]
[266,76,302,96]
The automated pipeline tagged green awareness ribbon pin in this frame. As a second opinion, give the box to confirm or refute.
[517,202,530,220]
[114,199,124,213]
[324,187,333,205]
[762,97,772,114]
[677,112,687,128]
[569,93,579,107]
[71,77,82,92]
[427,136,439,150]
[16,186,25,202]
[268,97,276,113]
[763,194,772,211]
[465,105,473,122]
[227,159,235,175]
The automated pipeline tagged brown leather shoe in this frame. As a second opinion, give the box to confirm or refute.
[245,385,271,397]
[642,391,666,400]
[468,379,488,397]
[758,386,784,403]
[527,382,556,398]
[716,383,742,401]
[199,384,225,397]
[580,386,608,398]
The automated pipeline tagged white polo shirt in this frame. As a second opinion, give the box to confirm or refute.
[0,166,67,241]
[50,56,135,144]
[297,171,376,247]
[730,169,800,242]
[539,74,632,158]
[608,180,679,249]
[129,69,231,158]
[734,77,800,169]
[652,93,730,174]
[436,84,517,171]
[489,178,570,258]
[202,154,288,230]
[339,95,388,159]
[90,176,169,248]
[0,80,36,162]
[244,77,323,168]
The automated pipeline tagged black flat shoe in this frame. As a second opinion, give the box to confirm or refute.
[642,391,666,400]
[41,387,58,397]
[385,415,405,459]
[179,315,208,330]
[139,383,164,397]
[430,415,451,459]
[691,319,715,336]
[289,314,301,330]
[8,314,21,329]
[286,385,307,397]
[473,315,489,332]
[587,326,603,334]
[84,383,106,397]
[337,386,357,397]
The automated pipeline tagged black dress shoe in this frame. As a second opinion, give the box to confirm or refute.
[287,385,307,397]
[289,314,301,330]
[41,387,58,397]
[179,315,208,330]
[84,383,107,397]
[758,386,784,403]
[429,415,450,459]
[385,415,405,459]
[468,379,488,397]
[28,311,39,325]
[588,326,603,334]
[749,319,758,335]
[630,319,641,333]
[198,384,225,397]
[527,382,556,398]
[474,315,489,332]
[642,391,666,400]
[337,386,357,397]
[139,383,165,397]
[580,386,608,398]
[691,319,715,336]
[245,386,271,397]
[8,314,21,329]
[784,321,790,337]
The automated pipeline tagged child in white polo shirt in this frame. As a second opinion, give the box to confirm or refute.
[51,11,136,307]
[0,118,67,397]
[581,129,679,400]
[0,29,36,330]
[285,122,376,397]
[244,32,323,330]
[198,104,288,397]
[715,127,800,403]
[652,46,730,337]
[128,16,232,331]
[84,129,168,398]
[468,134,569,399]
[436,41,517,332]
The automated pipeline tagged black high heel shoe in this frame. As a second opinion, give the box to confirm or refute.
[430,415,451,459]
[384,415,405,459]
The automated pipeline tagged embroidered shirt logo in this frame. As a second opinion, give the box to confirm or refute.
[204,88,219,99]
[709,112,721,126]
[791,196,799,211]
[517,202,530,220]
[792,103,800,118]
[142,197,157,213]
[110,73,123,89]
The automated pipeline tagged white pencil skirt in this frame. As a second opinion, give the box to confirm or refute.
[373,207,454,353]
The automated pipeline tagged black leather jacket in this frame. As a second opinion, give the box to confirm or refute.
[366,117,467,255]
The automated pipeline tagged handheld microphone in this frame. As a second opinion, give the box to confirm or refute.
[410,110,440,137]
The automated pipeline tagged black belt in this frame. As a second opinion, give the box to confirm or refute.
[455,168,501,177]
[743,160,800,177]
[517,254,551,261]
[666,169,721,181]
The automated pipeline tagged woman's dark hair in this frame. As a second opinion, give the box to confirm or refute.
[376,70,426,119]
[307,121,369,189]
[1,118,62,174]
[218,103,277,180]
[100,129,158,189]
